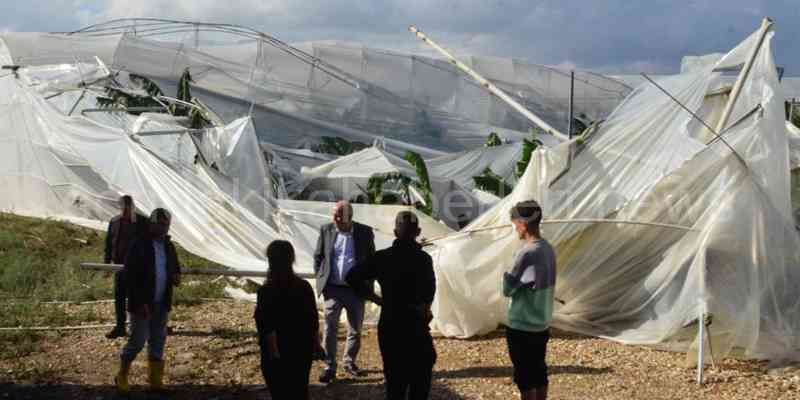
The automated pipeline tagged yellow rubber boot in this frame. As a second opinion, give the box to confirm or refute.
[115,360,132,393]
[148,360,165,391]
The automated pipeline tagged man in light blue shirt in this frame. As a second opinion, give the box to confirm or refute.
[153,235,168,303]
[330,227,355,285]
[314,201,376,383]
[116,208,181,393]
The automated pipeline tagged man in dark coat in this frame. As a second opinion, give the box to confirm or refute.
[346,211,437,400]
[104,195,148,339]
[115,208,181,393]
[314,200,376,383]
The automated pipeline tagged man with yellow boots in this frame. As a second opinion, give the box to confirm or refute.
[115,208,181,393]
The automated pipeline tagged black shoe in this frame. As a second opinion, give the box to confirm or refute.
[105,326,127,339]
[343,364,363,377]
[319,369,335,384]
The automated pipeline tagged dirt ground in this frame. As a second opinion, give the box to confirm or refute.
[1,300,798,400]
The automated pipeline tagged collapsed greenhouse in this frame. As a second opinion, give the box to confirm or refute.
[1,18,799,364]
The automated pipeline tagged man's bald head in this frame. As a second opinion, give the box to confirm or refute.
[333,200,354,232]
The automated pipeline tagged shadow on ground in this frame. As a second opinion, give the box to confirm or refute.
[0,380,467,399]
[436,364,612,380]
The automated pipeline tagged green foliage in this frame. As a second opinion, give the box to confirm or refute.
[97,74,166,115]
[365,172,410,205]
[165,69,212,129]
[572,117,589,137]
[404,151,434,215]
[360,151,434,216]
[131,73,165,98]
[485,132,503,147]
[313,136,369,156]
[96,68,213,130]
[792,108,800,129]
[170,68,193,117]
[473,167,513,197]
[516,129,544,178]
[187,99,213,129]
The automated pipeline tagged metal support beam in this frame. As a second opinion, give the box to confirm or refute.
[80,262,315,279]
[408,25,569,141]
[568,71,575,139]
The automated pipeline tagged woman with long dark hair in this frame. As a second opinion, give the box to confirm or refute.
[254,240,322,400]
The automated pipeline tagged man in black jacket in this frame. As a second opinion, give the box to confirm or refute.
[104,195,149,339]
[314,200,375,383]
[115,208,181,393]
[346,211,437,400]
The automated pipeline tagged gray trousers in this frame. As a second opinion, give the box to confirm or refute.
[120,303,169,363]
[322,285,365,371]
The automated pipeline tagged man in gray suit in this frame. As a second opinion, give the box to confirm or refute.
[314,200,376,383]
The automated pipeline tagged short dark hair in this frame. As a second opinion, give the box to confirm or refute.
[510,200,542,228]
[119,195,133,206]
[149,208,171,223]
[266,240,296,288]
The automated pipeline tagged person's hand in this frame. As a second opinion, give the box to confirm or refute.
[414,304,433,323]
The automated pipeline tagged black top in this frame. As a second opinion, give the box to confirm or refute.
[104,213,148,264]
[346,239,436,333]
[123,235,181,312]
[254,277,319,361]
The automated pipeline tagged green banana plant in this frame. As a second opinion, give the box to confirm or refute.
[485,132,503,147]
[515,129,544,178]
[473,167,513,197]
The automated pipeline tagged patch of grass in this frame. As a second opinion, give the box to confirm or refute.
[173,279,229,306]
[0,212,226,303]
[0,212,228,353]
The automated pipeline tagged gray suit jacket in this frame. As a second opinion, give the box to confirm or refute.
[314,222,376,295]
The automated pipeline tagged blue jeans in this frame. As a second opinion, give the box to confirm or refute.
[120,303,169,363]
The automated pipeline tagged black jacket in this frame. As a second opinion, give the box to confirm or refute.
[346,239,436,332]
[104,213,148,264]
[313,222,375,294]
[123,235,181,312]
[254,277,319,361]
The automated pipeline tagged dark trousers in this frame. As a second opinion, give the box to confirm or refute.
[261,353,312,400]
[113,271,127,328]
[379,329,435,400]
[506,327,549,391]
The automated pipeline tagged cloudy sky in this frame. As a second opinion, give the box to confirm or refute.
[2,0,798,74]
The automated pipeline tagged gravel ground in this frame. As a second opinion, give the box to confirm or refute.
[1,301,798,399]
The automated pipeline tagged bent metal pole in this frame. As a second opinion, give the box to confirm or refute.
[408,25,569,141]
[714,17,773,134]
